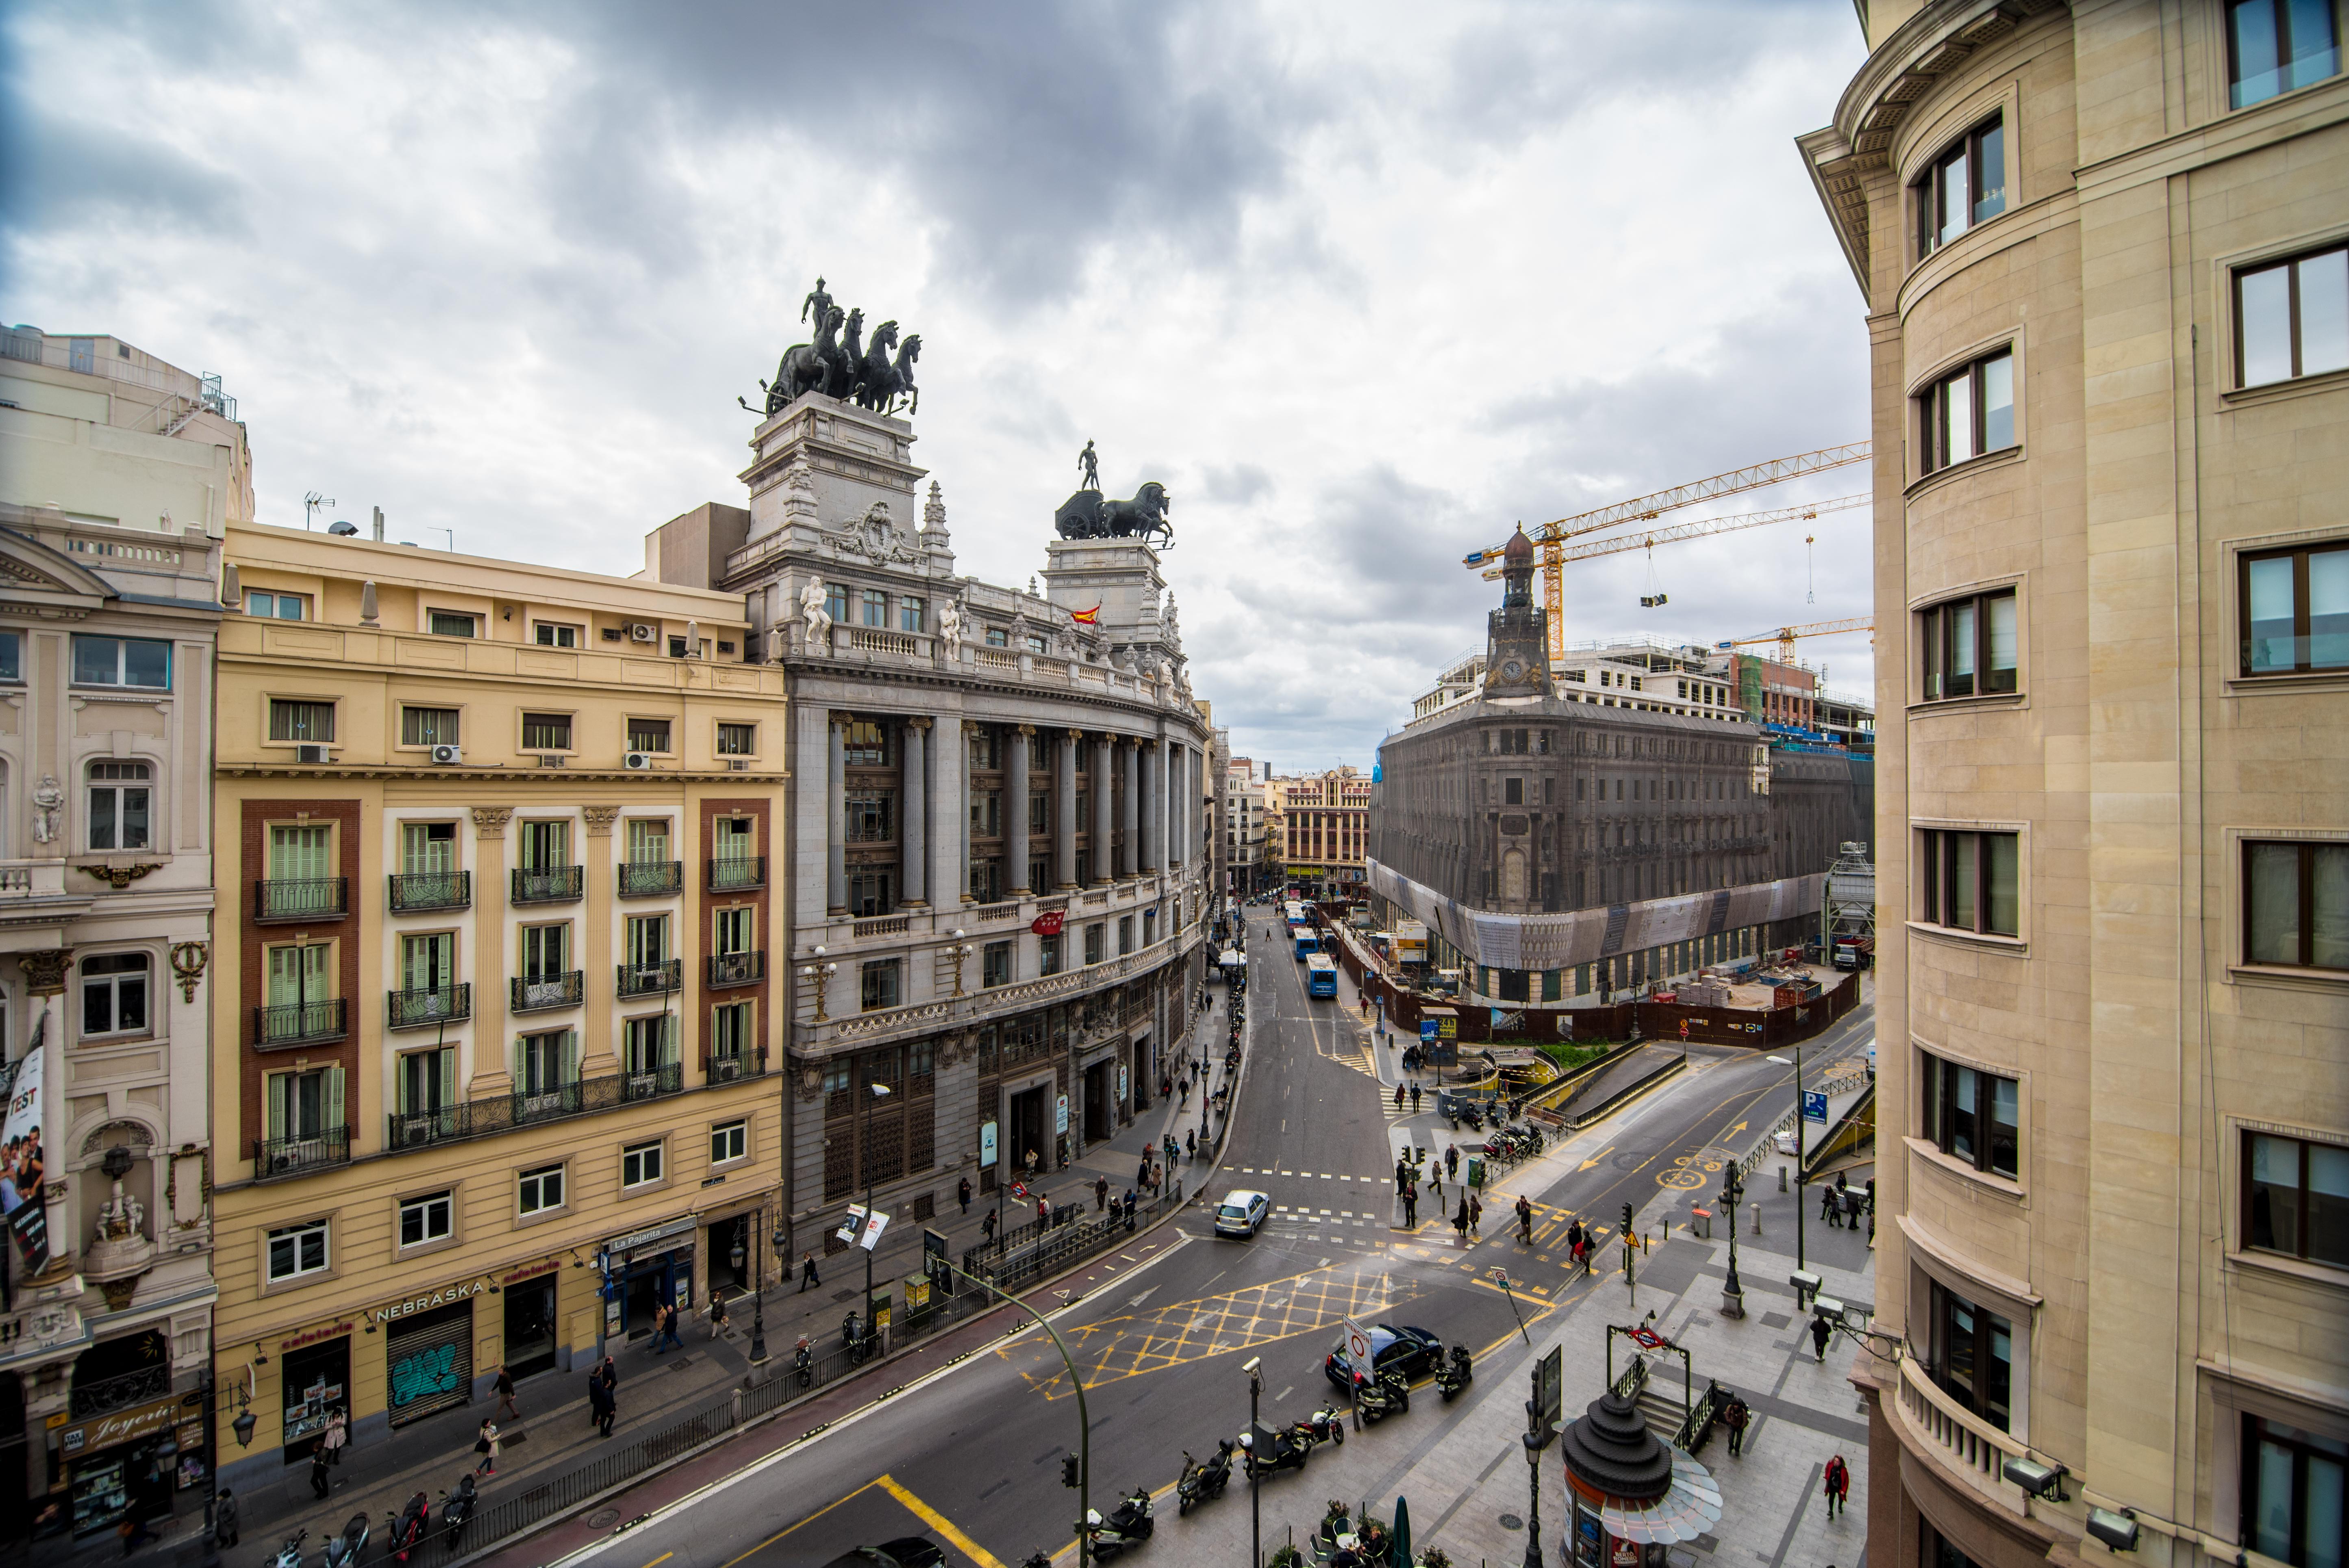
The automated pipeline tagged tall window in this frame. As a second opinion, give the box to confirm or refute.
[1927,1279,2012,1431]
[515,1029,575,1096]
[970,792,1002,836]
[1915,114,2006,255]
[714,817,755,862]
[843,721,892,767]
[1921,589,2019,699]
[861,589,889,628]
[521,711,572,750]
[1919,348,2016,473]
[268,1066,342,1145]
[519,819,569,870]
[2228,0,2340,109]
[401,821,457,874]
[714,907,754,956]
[269,823,332,882]
[266,942,330,1010]
[2245,841,2349,971]
[522,923,570,982]
[982,941,1012,987]
[711,1001,752,1062]
[0,631,17,682]
[87,762,152,850]
[2243,1414,2347,1568]
[846,791,895,843]
[1922,1054,2021,1179]
[71,635,170,689]
[848,870,893,917]
[626,913,669,970]
[1039,934,1063,976]
[860,958,901,1012]
[623,1013,674,1075]
[2242,541,2349,673]
[1919,828,2021,937]
[825,583,850,625]
[397,1049,454,1115]
[2236,245,2349,387]
[627,718,672,754]
[268,699,335,743]
[898,596,924,633]
[398,932,455,994]
[2246,1132,2349,1268]
[401,707,460,747]
[626,819,670,864]
[80,953,149,1037]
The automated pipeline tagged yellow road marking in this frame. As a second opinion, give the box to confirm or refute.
[643,1556,674,1568]
[718,1479,883,1568]
[875,1474,1007,1568]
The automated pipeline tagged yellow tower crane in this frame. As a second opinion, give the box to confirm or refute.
[1714,615,1876,667]
[1463,442,1871,662]
[1477,493,1869,581]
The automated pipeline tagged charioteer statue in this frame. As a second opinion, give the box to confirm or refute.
[1054,444,1173,549]
[741,276,921,419]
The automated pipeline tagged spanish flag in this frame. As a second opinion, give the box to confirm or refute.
[1070,605,1100,625]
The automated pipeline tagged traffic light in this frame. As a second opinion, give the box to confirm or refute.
[1621,1203,1634,1236]
[1061,1454,1080,1489]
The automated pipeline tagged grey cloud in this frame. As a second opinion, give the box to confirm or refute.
[0,109,250,243]
[1199,462,1273,505]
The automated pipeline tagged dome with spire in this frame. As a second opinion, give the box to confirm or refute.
[1502,526,1535,566]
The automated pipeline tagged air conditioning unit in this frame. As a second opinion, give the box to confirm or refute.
[294,743,331,764]
[534,753,565,768]
[711,1058,743,1083]
[624,751,654,771]
[628,623,658,643]
[430,744,463,765]
[726,758,750,771]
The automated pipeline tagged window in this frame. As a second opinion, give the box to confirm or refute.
[2236,245,2349,387]
[515,1029,575,1096]
[714,816,755,862]
[1916,114,2005,255]
[87,761,152,850]
[1922,1055,2021,1179]
[398,932,455,995]
[269,1065,342,1145]
[1118,915,1134,956]
[711,1000,752,1062]
[427,610,476,638]
[1919,348,2015,473]
[627,717,672,754]
[860,959,902,1012]
[1084,923,1105,966]
[982,941,1012,988]
[72,635,170,688]
[396,1049,453,1115]
[623,1014,674,1075]
[1919,828,2021,936]
[843,721,892,767]
[717,722,756,756]
[1039,934,1064,976]
[401,706,460,747]
[2247,1132,2349,1268]
[626,819,670,866]
[1504,777,1523,805]
[0,631,17,682]
[2244,1414,2348,1568]
[2246,841,2349,971]
[266,1218,331,1283]
[518,1164,566,1216]
[398,1191,453,1248]
[899,595,924,633]
[246,591,307,620]
[1027,635,1049,654]
[2242,541,2349,673]
[268,699,336,743]
[825,584,851,625]
[1927,1279,2012,1431]
[80,953,149,1037]
[2228,0,2340,109]
[533,622,580,648]
[1143,908,1158,946]
[519,818,569,871]
[970,791,1002,836]
[848,870,893,916]
[846,791,896,843]
[1028,791,1049,834]
[861,589,889,627]
[985,626,1008,647]
[1921,589,2019,699]
[714,906,754,956]
[711,1120,748,1166]
[621,1140,665,1189]
[521,711,572,750]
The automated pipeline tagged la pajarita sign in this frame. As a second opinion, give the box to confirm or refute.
[371,1277,488,1326]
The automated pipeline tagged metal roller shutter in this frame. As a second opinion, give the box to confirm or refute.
[384,1301,473,1427]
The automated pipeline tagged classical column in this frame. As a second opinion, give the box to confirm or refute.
[953,720,978,904]
[901,718,929,908]
[1055,728,1080,889]
[1139,740,1160,873]
[827,715,848,915]
[469,805,515,1097]
[1169,745,1186,868]
[1091,734,1113,884]
[1005,725,1033,895]
[1118,738,1139,878]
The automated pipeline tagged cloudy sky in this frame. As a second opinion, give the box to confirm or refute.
[3,0,1874,771]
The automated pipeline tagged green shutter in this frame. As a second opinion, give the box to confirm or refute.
[324,1067,345,1134]
[266,1075,287,1142]
[437,1048,457,1108]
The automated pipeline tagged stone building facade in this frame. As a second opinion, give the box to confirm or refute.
[1800,4,2349,1568]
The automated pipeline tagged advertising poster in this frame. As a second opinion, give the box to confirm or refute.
[1,1023,48,1273]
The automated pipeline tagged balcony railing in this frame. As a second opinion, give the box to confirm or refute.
[255,877,348,922]
[707,951,766,988]
[701,1048,769,1084]
[617,960,682,997]
[69,1364,173,1420]
[510,971,584,1012]
[388,871,471,912]
[617,1061,684,1105]
[617,860,683,897]
[511,865,585,904]
[254,998,347,1048]
[708,856,766,892]
[388,984,471,1029]
[252,1125,352,1179]
[384,1065,685,1152]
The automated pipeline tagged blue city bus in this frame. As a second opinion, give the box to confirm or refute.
[1293,929,1321,962]
[1283,900,1308,932]
[1305,953,1338,998]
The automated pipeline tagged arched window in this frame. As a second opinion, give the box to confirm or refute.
[87,761,152,851]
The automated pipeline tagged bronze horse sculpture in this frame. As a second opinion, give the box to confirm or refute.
[856,332,920,416]
[743,279,926,419]
[1054,481,1172,549]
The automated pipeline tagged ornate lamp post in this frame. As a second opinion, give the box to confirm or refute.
[1718,1163,1747,1319]
[1765,1046,1809,1279]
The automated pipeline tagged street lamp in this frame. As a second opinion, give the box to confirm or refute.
[856,1077,891,1354]
[1244,1355,1264,1568]
[1718,1162,1746,1319]
[945,1257,1095,1566]
[745,1209,770,1364]
[1523,1363,1560,1568]
[949,930,972,997]
[1766,1047,1808,1278]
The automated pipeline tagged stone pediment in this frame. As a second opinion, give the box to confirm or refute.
[0,525,114,609]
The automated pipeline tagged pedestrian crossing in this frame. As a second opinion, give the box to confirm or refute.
[1228,1168,1384,1182]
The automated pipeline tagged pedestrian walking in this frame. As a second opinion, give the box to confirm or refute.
[1185,1129,1196,1160]
[593,1356,618,1436]
[1823,1453,1850,1518]
[1403,1186,1418,1226]
[1410,1082,1422,1112]
[1469,1194,1483,1236]
[493,1363,521,1420]
[1025,1147,1039,1178]
[983,1208,998,1242]
[1515,1194,1534,1244]
[958,1176,972,1214]
[322,1405,348,1466]
[474,1417,501,1475]
[1123,1188,1139,1231]
[1453,1197,1470,1245]
[309,1445,332,1499]
[1723,1394,1749,1456]
[1427,1168,1443,1208]
[213,1489,240,1548]
[660,1303,686,1351]
[117,1516,158,1555]
[1095,1175,1109,1212]
[1567,1218,1585,1256]
[800,1251,821,1291]
[1822,1186,1841,1228]
[1180,1079,1191,1106]
[587,1364,615,1436]
[1810,1314,1832,1363]
[1037,1193,1052,1224]
[1394,1082,1405,1111]
[1445,1145,1459,1180]
[707,1290,730,1338]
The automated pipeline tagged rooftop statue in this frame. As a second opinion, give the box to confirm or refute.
[1078,440,1101,492]
[1053,479,1173,549]
[742,278,921,418]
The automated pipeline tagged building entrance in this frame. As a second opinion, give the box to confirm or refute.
[1008,1085,1048,1177]
[503,1276,559,1380]
[1083,1059,1111,1142]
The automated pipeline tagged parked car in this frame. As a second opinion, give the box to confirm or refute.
[1214,1190,1270,1238]
[1323,1324,1443,1390]
[820,1538,945,1568]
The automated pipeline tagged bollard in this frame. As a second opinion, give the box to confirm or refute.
[1751,1201,1764,1237]
[1778,1163,1788,1193]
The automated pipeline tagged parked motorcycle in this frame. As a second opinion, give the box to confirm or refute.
[1291,1406,1347,1449]
[1352,1368,1411,1424]
[1239,1425,1313,1478]
[1176,1439,1235,1513]
[795,1337,815,1388]
[321,1512,370,1568]
[269,1529,306,1568]
[1084,1488,1155,1560]
[1436,1344,1473,1401]
[843,1311,874,1364]
[441,1474,479,1548]
[1460,1102,1485,1132]
[385,1490,430,1564]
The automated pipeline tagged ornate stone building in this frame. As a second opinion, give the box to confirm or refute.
[1800,4,2349,1567]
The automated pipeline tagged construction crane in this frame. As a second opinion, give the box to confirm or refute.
[1478,493,1867,580]
[1715,615,1876,667]
[1463,442,1872,661]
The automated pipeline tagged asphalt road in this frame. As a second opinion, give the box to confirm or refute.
[530,911,1875,1568]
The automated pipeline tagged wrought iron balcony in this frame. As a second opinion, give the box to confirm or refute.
[707,950,766,988]
[255,877,348,922]
[511,865,584,904]
[252,1125,352,1179]
[618,1061,684,1105]
[385,1064,685,1152]
[617,860,683,897]
[388,871,471,912]
[617,959,681,998]
[701,1048,769,1084]
[510,971,584,1012]
[388,984,471,1029]
[69,1363,173,1420]
[708,855,766,892]
[253,998,347,1048]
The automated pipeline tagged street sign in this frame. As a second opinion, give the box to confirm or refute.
[1343,1315,1374,1383]
[837,1204,867,1246]
[1055,1093,1070,1134]
[1420,1020,1438,1042]
[860,1210,890,1251]
[1804,1090,1829,1123]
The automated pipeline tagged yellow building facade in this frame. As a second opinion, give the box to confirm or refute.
[207,522,788,1484]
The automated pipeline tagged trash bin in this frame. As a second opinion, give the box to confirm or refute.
[1466,1155,1485,1189]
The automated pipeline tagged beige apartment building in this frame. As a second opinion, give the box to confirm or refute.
[207,522,788,1488]
[1800,5,2346,1568]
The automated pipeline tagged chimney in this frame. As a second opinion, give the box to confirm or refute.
[372,506,385,542]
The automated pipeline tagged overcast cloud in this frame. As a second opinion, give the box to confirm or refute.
[2,0,1873,770]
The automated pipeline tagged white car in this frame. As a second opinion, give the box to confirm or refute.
[1214,1190,1270,1238]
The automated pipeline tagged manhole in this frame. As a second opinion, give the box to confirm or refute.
[1498,1514,1525,1531]
[832,1289,858,1303]
[585,1509,621,1530]
[1760,1312,1792,1329]
[667,1355,695,1373]
[1693,1534,1719,1553]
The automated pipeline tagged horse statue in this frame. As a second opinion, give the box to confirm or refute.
[747,304,845,416]
[1053,481,1172,548]
[851,320,900,411]
[887,333,921,415]
[826,308,866,400]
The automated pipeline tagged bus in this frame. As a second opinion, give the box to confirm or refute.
[1305,953,1338,998]
[1283,900,1308,931]
[1293,929,1321,962]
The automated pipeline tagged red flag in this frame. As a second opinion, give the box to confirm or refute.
[1069,605,1100,624]
[1032,910,1066,936]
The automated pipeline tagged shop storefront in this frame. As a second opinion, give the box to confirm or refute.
[52,1393,203,1542]
[501,1264,562,1381]
[278,1329,351,1463]
[374,1281,487,1429]
[602,1216,697,1343]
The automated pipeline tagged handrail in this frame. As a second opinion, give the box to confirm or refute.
[1897,1354,2029,1458]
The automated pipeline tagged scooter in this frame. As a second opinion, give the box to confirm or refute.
[1084,1488,1155,1560]
[269,1529,306,1568]
[1352,1368,1411,1424]
[1240,1426,1313,1478]
[794,1336,815,1388]
[321,1512,370,1568]
[1176,1439,1235,1513]
[386,1490,430,1564]
[843,1311,874,1364]
[1436,1344,1474,1401]
[1291,1406,1347,1449]
[441,1473,479,1548]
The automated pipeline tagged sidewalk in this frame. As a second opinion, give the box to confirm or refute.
[132,996,1235,1568]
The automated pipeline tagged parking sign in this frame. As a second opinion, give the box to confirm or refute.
[1804,1090,1829,1123]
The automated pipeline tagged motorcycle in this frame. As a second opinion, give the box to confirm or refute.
[441,1473,479,1549]
[321,1512,371,1568]
[269,1529,307,1568]
[1460,1102,1485,1132]
[1084,1487,1155,1560]
[843,1311,874,1364]
[1176,1439,1235,1513]
[1291,1406,1347,1450]
[1352,1368,1411,1424]
[1239,1425,1314,1478]
[1436,1344,1473,1401]
[795,1337,815,1388]
[1023,1554,1054,1568]
[386,1490,430,1564]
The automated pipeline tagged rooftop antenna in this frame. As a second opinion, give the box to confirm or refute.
[425,527,454,552]
[303,492,335,532]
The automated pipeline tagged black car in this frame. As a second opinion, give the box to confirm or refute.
[819,1540,946,1568]
[1323,1324,1443,1390]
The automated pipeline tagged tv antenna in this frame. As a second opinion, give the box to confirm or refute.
[304,493,335,532]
